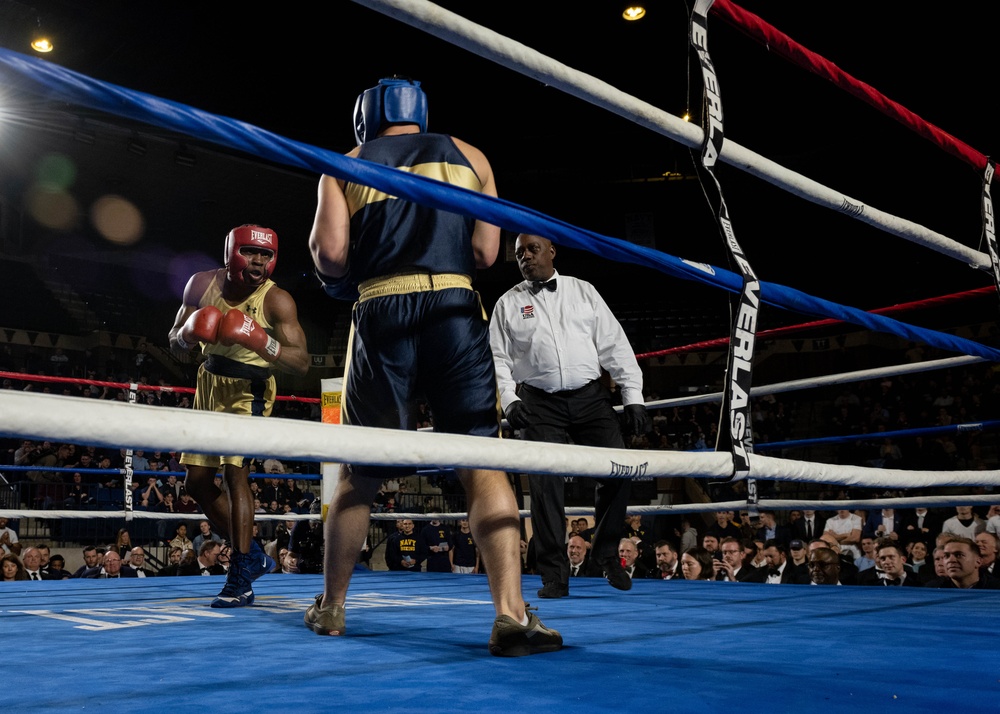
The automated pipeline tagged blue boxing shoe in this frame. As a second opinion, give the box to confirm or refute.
[210,540,275,609]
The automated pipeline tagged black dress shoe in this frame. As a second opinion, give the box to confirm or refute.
[537,582,569,598]
[601,558,633,591]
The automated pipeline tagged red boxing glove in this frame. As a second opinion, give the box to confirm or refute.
[177,306,222,350]
[217,308,281,362]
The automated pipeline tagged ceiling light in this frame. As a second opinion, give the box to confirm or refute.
[622,4,646,21]
[30,17,53,53]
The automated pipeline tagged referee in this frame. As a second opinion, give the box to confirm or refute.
[489,233,650,598]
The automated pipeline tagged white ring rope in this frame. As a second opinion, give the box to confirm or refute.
[5,495,998,523]
[353,0,989,272]
[641,355,987,412]
[1,3,993,528]
[2,391,999,490]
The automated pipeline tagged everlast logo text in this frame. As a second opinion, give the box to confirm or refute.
[250,229,273,246]
[983,163,997,295]
[728,280,760,476]
[691,0,724,169]
[239,315,255,336]
[609,461,649,478]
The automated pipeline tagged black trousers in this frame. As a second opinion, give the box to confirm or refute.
[519,381,630,587]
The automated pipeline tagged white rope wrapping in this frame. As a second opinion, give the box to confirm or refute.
[642,355,986,411]
[353,0,989,271]
[2,391,1000,489]
[4,495,997,523]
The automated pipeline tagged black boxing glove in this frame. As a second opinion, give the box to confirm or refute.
[505,400,534,430]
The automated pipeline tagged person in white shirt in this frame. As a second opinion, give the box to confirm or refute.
[489,234,650,600]
[0,517,21,556]
[984,505,1000,536]
[823,510,864,560]
[941,505,986,539]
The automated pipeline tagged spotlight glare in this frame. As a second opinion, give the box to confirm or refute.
[622,5,646,21]
[30,37,53,53]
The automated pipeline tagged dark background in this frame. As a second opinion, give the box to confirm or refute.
[0,0,996,371]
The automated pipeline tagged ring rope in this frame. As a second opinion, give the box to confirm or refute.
[2,390,999,490]
[352,0,992,270]
[0,46,993,358]
[0,1,996,516]
[5,493,998,524]
[754,420,999,453]
[0,370,320,404]
[635,286,995,361]
[708,0,993,174]
[0,465,321,481]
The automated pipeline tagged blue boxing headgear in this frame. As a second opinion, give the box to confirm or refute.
[353,77,428,144]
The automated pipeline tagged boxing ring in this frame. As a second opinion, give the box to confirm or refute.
[1,0,999,711]
[5,573,996,712]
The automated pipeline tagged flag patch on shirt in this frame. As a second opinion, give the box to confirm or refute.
[520,305,535,319]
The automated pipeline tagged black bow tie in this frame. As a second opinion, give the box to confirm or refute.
[530,279,556,294]
[885,577,901,586]
[769,569,781,576]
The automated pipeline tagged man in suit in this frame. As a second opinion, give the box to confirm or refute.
[82,550,137,579]
[762,540,809,584]
[810,536,859,585]
[124,546,157,578]
[21,547,56,581]
[930,537,1000,589]
[862,508,901,542]
[179,540,225,576]
[157,547,184,576]
[69,546,101,578]
[648,540,681,579]
[792,510,826,542]
[567,535,591,578]
[807,547,844,585]
[754,511,792,549]
[714,536,765,582]
[974,531,999,579]
[857,541,923,586]
[618,538,648,580]
[898,507,942,547]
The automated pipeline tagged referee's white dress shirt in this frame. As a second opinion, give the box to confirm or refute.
[489,271,644,412]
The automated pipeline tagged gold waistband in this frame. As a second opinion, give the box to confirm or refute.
[357,273,472,303]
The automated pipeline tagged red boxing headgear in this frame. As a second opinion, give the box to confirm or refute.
[224,224,278,285]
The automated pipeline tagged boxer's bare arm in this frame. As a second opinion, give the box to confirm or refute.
[309,174,351,279]
[453,137,500,270]
[263,287,310,376]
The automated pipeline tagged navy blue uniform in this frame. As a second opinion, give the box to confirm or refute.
[451,529,478,569]
[339,133,500,475]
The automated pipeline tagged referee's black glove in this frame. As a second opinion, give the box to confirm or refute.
[622,404,651,437]
[505,400,534,430]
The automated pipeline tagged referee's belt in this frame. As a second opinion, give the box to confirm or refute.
[520,380,600,398]
[357,272,472,303]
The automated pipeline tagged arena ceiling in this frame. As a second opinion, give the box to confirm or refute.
[0,0,995,321]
